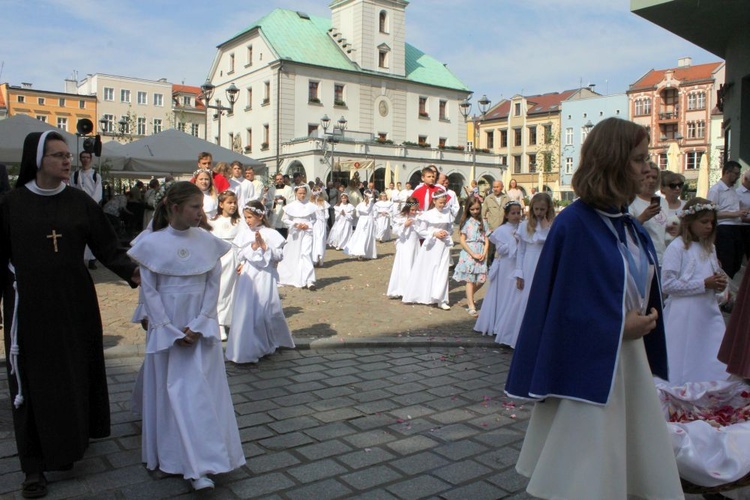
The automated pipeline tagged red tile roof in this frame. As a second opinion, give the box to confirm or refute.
[629,62,723,91]
[172,84,205,109]
[484,89,582,120]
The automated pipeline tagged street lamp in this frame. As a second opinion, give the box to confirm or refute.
[459,93,492,186]
[320,114,348,177]
[200,79,240,147]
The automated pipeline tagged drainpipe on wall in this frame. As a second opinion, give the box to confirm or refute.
[275,62,284,174]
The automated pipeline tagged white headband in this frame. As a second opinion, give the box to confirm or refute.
[36,130,53,169]
[432,191,448,199]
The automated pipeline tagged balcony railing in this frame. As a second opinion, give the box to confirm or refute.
[658,111,679,121]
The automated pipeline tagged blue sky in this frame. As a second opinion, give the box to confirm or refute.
[1,0,719,103]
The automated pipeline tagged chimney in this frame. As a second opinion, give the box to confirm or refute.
[21,82,32,89]
[677,57,692,68]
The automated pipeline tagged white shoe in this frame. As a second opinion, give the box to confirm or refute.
[191,477,214,490]
[438,302,451,310]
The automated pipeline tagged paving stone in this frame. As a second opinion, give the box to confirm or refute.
[309,396,357,411]
[357,361,393,372]
[454,377,496,391]
[439,480,508,500]
[297,440,354,461]
[425,395,470,411]
[117,476,191,498]
[352,354,391,364]
[389,405,435,420]
[474,447,521,470]
[349,389,393,403]
[430,423,480,442]
[83,464,152,492]
[351,379,392,391]
[388,418,438,437]
[312,386,356,399]
[385,475,452,499]
[313,407,363,423]
[384,381,428,395]
[353,398,402,415]
[473,428,526,449]
[433,440,489,461]
[352,489,400,500]
[386,372,425,384]
[325,366,361,377]
[286,458,349,483]
[253,377,295,390]
[416,375,458,388]
[388,364,424,374]
[272,392,319,407]
[385,435,440,456]
[286,381,328,393]
[429,408,476,425]
[350,413,399,431]
[236,411,275,428]
[244,387,291,401]
[268,404,319,420]
[291,371,328,383]
[240,425,274,442]
[343,429,397,448]
[254,368,297,379]
[247,451,301,474]
[487,468,530,494]
[235,399,280,415]
[391,391,438,406]
[302,421,359,441]
[340,465,403,490]
[418,366,455,378]
[337,447,396,469]
[268,416,320,434]
[257,431,315,450]
[433,460,493,485]
[390,451,450,475]
[229,472,296,497]
[284,478,353,500]
[357,369,398,381]
[324,374,364,387]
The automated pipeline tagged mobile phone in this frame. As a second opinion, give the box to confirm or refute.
[650,196,661,207]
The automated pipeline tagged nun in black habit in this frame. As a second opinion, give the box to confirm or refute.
[0,131,139,498]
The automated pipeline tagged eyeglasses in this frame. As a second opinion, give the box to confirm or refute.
[45,152,74,160]
[668,183,684,189]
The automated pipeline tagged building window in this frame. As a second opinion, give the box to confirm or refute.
[687,122,696,139]
[57,117,67,130]
[378,132,387,141]
[565,157,573,174]
[177,122,185,132]
[528,154,537,172]
[58,98,65,107]
[418,135,428,146]
[36,116,47,123]
[500,130,508,148]
[263,81,270,105]
[153,118,162,134]
[182,96,191,106]
[438,137,447,148]
[544,124,553,144]
[439,100,447,120]
[528,126,537,145]
[262,124,270,149]
[121,115,130,134]
[102,114,114,133]
[228,53,235,73]
[120,89,131,103]
[514,128,522,147]
[137,117,146,135]
[379,10,388,33]
[686,151,703,170]
[38,97,45,105]
[486,130,494,149]
[17,95,25,103]
[696,120,705,138]
[658,153,668,170]
[246,45,253,66]
[542,152,552,171]
[565,127,573,146]
[514,102,522,116]
[246,88,253,109]
[378,50,388,69]
[418,97,428,118]
[308,124,319,136]
[581,127,590,144]
[513,155,522,173]
[79,99,86,109]
[308,81,320,103]
[688,91,706,110]
[137,91,147,105]
[154,93,163,106]
[246,128,252,152]
[104,87,114,101]
[191,123,199,137]
[334,84,345,106]
[634,97,651,116]
[661,123,678,140]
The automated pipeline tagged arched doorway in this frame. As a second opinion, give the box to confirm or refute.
[447,172,465,198]
[286,161,307,183]
[408,171,422,189]
[478,174,495,198]
[372,167,386,193]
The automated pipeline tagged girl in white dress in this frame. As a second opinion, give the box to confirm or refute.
[128,182,245,491]
[277,185,317,289]
[662,197,730,385]
[192,169,218,219]
[311,190,329,267]
[510,192,554,341]
[374,192,393,242]
[226,201,294,364]
[327,193,354,250]
[402,191,453,309]
[474,201,523,344]
[386,197,420,298]
[270,194,288,239]
[344,190,377,260]
[207,191,240,340]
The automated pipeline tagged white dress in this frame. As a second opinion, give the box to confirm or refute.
[344,199,377,259]
[202,192,218,219]
[226,225,294,363]
[128,226,245,480]
[374,200,393,242]
[312,201,330,265]
[629,196,669,264]
[509,222,549,342]
[207,216,240,329]
[386,214,420,298]
[402,207,453,305]
[517,229,683,500]
[661,237,729,385]
[327,203,354,249]
[474,223,523,345]
[277,200,317,288]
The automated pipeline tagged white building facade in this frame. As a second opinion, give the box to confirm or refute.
[205,0,501,190]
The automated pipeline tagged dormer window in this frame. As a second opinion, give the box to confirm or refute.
[377,43,391,69]
[379,10,388,33]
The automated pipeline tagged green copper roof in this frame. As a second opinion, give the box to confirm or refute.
[224,9,468,91]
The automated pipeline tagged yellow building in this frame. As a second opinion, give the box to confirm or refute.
[474,88,597,198]
[0,83,98,134]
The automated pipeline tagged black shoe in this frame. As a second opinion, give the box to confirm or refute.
[88,260,98,270]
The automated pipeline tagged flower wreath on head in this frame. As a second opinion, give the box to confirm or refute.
[677,203,718,218]
[154,180,175,207]
[503,200,522,211]
[192,168,213,178]
[244,204,266,215]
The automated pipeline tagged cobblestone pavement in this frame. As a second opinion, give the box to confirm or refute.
[0,346,539,499]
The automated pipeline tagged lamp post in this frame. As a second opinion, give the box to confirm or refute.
[200,80,240,147]
[459,94,492,186]
[320,114,348,180]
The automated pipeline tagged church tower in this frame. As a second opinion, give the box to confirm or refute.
[330,0,408,76]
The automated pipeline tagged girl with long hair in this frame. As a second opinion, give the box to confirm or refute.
[452,197,488,316]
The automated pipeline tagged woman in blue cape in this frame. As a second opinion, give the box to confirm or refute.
[505,117,682,499]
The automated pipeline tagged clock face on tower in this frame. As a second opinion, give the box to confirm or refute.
[378,100,389,117]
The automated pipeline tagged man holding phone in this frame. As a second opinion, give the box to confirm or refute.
[629,161,669,264]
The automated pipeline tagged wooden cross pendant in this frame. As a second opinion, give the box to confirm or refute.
[47,229,62,253]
